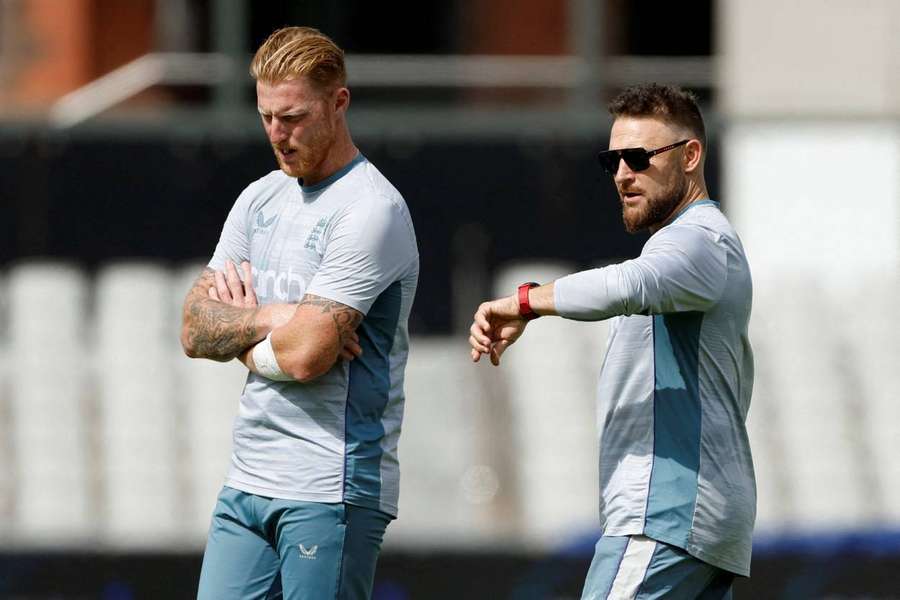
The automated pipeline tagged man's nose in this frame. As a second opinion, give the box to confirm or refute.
[613,158,635,185]
[268,119,289,144]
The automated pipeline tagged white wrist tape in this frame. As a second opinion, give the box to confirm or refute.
[252,333,293,381]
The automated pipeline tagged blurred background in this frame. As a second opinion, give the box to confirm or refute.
[0,0,898,598]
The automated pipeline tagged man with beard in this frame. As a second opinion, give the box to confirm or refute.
[469,84,754,598]
[181,27,419,599]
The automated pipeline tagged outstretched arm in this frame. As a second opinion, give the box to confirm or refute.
[469,223,727,366]
[469,283,556,366]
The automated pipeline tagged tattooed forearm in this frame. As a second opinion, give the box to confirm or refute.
[182,268,260,360]
[186,300,259,360]
[299,294,363,350]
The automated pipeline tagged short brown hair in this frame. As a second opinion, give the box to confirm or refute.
[608,83,706,146]
[250,27,346,90]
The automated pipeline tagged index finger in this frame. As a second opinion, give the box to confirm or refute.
[240,261,257,306]
[214,270,232,302]
[474,305,492,334]
[225,260,244,298]
[470,320,491,348]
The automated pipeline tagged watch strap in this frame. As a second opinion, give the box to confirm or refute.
[517,282,540,320]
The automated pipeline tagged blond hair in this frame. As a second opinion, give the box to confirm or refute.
[250,27,346,89]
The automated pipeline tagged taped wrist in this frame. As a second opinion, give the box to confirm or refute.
[251,332,293,381]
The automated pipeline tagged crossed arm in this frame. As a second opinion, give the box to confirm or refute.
[181,265,268,361]
[181,260,362,381]
[238,292,363,382]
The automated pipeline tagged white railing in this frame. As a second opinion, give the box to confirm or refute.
[48,53,714,129]
[48,53,234,128]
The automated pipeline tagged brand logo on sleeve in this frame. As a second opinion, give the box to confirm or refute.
[298,544,318,559]
[253,211,278,234]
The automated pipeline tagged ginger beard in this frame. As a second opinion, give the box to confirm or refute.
[619,168,688,233]
[273,110,336,180]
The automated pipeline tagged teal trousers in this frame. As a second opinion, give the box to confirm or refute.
[197,487,392,600]
[581,535,734,600]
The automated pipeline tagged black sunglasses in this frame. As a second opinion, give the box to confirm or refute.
[597,139,689,175]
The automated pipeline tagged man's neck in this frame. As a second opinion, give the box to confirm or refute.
[649,180,710,234]
[302,127,358,187]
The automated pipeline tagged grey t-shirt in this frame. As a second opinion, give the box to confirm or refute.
[554,200,756,575]
[209,154,419,516]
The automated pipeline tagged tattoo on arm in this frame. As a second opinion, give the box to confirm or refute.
[299,294,363,352]
[183,267,260,360]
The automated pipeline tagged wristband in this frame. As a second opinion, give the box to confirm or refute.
[251,332,293,381]
[517,282,541,321]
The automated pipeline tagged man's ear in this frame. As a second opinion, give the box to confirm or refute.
[334,87,350,115]
[684,139,703,173]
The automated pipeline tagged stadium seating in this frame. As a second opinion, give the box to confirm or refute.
[1,261,896,551]
[94,263,180,547]
[390,337,513,548]
[752,270,872,531]
[8,263,92,544]
[840,269,900,524]
[492,263,606,548]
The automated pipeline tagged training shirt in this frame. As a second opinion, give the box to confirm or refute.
[554,200,755,576]
[209,153,419,517]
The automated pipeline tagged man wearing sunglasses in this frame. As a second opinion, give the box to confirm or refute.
[469,83,754,598]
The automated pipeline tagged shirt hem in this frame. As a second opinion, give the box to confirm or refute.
[642,523,750,577]
[223,479,398,518]
[601,522,749,577]
[224,478,343,503]
[344,495,398,519]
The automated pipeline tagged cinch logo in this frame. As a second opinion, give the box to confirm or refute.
[253,211,278,234]
[298,544,318,560]
[251,265,306,302]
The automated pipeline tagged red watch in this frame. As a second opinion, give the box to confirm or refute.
[517,282,541,320]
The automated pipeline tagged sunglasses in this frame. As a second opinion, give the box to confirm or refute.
[597,139,689,175]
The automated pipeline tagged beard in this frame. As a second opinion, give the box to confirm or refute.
[621,174,688,233]
[274,118,336,180]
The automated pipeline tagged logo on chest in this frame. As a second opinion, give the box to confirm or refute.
[304,217,330,250]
